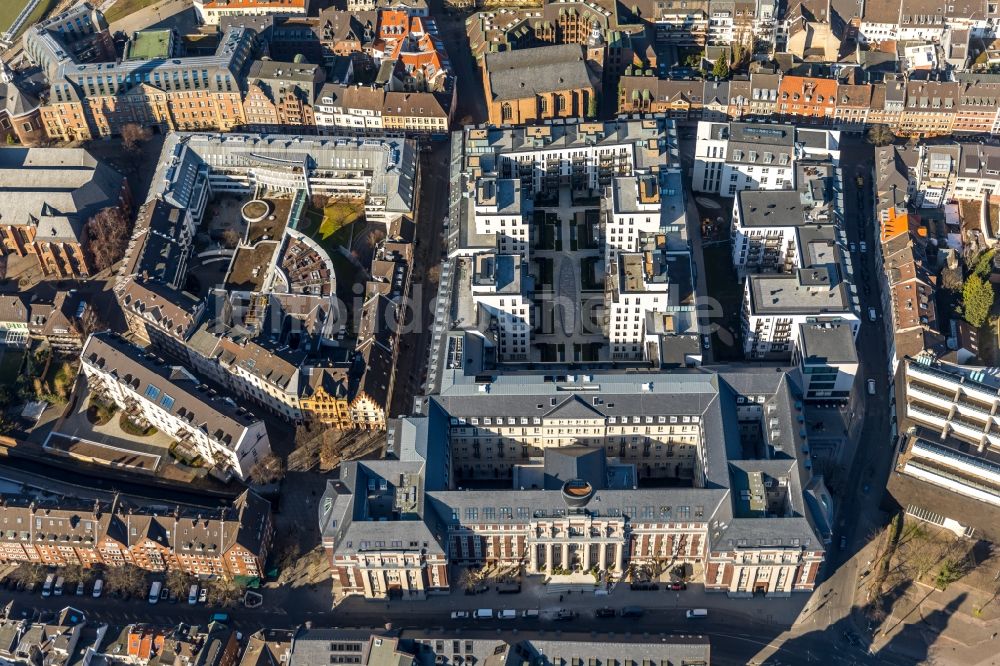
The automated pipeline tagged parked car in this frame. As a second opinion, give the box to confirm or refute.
[521,609,539,619]
[210,613,229,623]
[620,607,645,618]
[840,536,848,550]
[686,609,709,619]
[553,609,577,621]
[92,579,103,598]
[630,582,659,591]
[42,574,54,598]
[702,335,711,350]
[498,610,517,620]
[148,581,162,604]
[849,242,857,253]
[198,587,208,604]
[188,584,199,605]
[53,577,64,597]
[594,607,616,619]
[868,307,877,322]
[668,581,687,591]
[860,241,868,253]
[75,582,85,596]
[450,611,470,619]
[474,609,494,620]
[867,379,876,395]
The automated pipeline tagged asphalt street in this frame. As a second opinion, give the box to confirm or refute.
[764,136,905,662]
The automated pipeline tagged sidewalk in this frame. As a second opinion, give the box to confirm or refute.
[877,580,1000,644]
[335,572,809,628]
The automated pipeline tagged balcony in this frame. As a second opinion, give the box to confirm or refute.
[907,403,949,429]
[951,414,986,439]
[908,381,958,410]
[955,399,992,419]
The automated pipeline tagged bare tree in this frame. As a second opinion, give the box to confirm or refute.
[220,228,241,248]
[120,123,151,153]
[60,564,88,585]
[165,569,192,599]
[207,578,245,608]
[10,563,47,589]
[73,302,107,338]
[103,564,146,598]
[319,431,344,471]
[84,207,130,272]
[249,453,286,485]
[866,125,896,146]
[459,567,482,591]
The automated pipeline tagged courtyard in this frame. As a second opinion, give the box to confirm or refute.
[527,187,608,363]
[43,375,204,483]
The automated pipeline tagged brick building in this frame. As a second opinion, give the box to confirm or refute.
[0,147,129,278]
[241,59,324,132]
[482,44,598,125]
[0,62,45,146]
[0,490,272,579]
[38,26,254,141]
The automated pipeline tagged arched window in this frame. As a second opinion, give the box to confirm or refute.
[501,103,512,121]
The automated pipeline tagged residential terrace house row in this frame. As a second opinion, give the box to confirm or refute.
[0,489,272,579]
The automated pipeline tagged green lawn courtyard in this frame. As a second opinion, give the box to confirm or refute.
[104,0,159,23]
[2,0,56,38]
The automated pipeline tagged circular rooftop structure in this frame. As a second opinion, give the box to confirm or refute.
[561,479,595,507]
[241,199,272,224]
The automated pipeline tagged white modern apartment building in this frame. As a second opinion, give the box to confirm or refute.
[605,251,673,360]
[731,161,841,279]
[470,253,532,362]
[952,143,1000,202]
[446,118,695,368]
[900,357,1000,509]
[693,121,840,196]
[742,265,859,359]
[473,178,530,256]
[605,174,664,262]
[78,333,272,480]
[793,322,859,402]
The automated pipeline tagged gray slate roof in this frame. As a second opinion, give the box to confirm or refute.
[485,44,595,100]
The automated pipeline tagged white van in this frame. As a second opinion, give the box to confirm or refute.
[474,609,494,620]
[148,581,162,604]
[188,584,199,605]
[42,574,54,598]
[686,609,708,619]
[92,579,103,598]
[521,609,539,619]
[53,576,64,596]
[498,610,517,620]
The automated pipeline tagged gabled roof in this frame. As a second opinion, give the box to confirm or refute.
[485,44,595,100]
[544,394,606,420]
